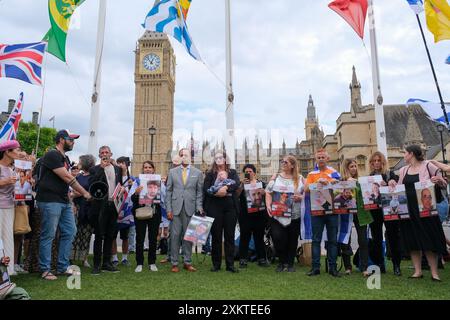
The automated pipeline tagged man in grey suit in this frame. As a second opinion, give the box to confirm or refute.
[166,148,204,272]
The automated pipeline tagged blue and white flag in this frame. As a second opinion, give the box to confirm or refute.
[143,0,201,61]
[406,0,424,14]
[407,98,450,125]
[446,55,450,64]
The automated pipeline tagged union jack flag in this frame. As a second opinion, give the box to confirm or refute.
[0,42,47,86]
[0,92,24,142]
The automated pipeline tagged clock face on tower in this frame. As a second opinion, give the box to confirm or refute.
[143,53,161,72]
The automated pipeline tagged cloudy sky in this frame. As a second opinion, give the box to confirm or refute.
[0,0,449,160]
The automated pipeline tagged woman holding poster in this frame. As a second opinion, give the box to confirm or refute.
[341,159,373,277]
[265,155,304,273]
[367,151,402,276]
[396,145,447,281]
[237,164,269,268]
[131,161,162,272]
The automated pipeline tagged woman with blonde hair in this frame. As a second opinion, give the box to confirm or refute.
[341,158,373,277]
[265,155,305,272]
[368,151,402,275]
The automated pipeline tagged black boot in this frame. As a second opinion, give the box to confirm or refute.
[393,263,402,276]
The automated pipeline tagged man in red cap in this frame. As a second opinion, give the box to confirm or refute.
[36,130,91,280]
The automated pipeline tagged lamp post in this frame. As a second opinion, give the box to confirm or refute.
[437,123,447,164]
[149,126,156,161]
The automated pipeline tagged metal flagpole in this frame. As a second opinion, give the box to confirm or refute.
[225,0,236,169]
[368,0,388,157]
[35,48,49,156]
[88,0,107,155]
[415,13,450,129]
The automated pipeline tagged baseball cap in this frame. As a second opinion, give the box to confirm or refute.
[54,130,80,143]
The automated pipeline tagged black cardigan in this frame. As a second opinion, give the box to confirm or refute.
[203,169,240,215]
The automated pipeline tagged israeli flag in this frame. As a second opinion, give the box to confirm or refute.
[143,0,201,61]
[406,0,424,14]
[407,98,450,125]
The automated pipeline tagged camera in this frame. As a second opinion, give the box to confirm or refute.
[244,173,250,180]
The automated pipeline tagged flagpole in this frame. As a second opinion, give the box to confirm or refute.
[35,49,49,156]
[225,0,236,169]
[415,13,450,129]
[368,0,388,158]
[88,0,107,155]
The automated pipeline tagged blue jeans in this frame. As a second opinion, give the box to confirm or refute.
[311,214,339,272]
[38,202,77,273]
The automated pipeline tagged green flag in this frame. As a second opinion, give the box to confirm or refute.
[43,0,85,62]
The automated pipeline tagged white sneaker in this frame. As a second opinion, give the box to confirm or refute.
[14,264,28,274]
[149,264,158,272]
[83,260,91,268]
[135,265,143,273]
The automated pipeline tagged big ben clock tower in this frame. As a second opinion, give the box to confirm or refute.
[132,31,176,176]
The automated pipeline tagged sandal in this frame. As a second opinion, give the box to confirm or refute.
[41,271,58,281]
[57,267,81,276]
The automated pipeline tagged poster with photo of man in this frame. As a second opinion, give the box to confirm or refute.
[139,174,161,205]
[14,160,33,201]
[415,181,438,218]
[331,181,357,214]
[358,175,383,210]
[380,185,409,221]
[244,182,266,213]
[310,183,334,216]
[184,215,215,245]
[271,184,294,217]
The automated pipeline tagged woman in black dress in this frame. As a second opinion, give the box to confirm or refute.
[395,145,447,281]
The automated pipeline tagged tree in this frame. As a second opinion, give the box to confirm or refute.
[17,122,56,157]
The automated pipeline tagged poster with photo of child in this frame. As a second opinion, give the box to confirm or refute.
[358,175,383,210]
[112,184,129,214]
[14,160,33,201]
[415,180,438,218]
[380,185,409,221]
[310,183,334,216]
[271,184,294,217]
[139,174,161,205]
[332,181,357,214]
[244,182,266,213]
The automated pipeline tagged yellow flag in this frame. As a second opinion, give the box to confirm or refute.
[425,0,450,42]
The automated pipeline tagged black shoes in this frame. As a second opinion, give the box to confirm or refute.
[379,264,386,274]
[393,265,402,276]
[210,266,220,272]
[91,267,101,275]
[226,266,239,273]
[329,269,341,277]
[287,265,296,273]
[307,269,320,276]
[239,259,248,269]
[276,263,288,272]
[257,259,270,267]
[101,263,120,273]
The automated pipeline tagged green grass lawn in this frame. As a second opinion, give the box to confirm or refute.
[14,254,450,300]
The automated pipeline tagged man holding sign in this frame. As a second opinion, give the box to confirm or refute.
[305,149,341,277]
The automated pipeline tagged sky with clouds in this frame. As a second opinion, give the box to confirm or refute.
[0,0,449,161]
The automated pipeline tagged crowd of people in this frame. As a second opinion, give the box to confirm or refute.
[0,129,449,300]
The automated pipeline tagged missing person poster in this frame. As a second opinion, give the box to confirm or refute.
[331,181,357,214]
[380,185,409,221]
[358,175,383,210]
[139,174,161,205]
[244,182,266,213]
[184,215,215,245]
[310,183,334,216]
[14,160,33,201]
[271,184,294,217]
[112,184,129,214]
[415,181,438,218]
